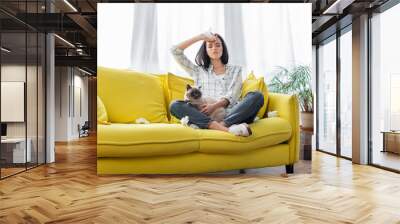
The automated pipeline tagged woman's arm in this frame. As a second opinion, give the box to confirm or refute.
[176,33,217,51]
[221,66,243,107]
[200,98,229,115]
[201,67,243,115]
[170,33,217,77]
[176,34,202,51]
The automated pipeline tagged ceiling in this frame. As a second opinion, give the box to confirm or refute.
[0,0,98,74]
[0,0,393,74]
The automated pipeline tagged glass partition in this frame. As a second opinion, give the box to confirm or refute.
[1,31,28,177]
[339,28,352,158]
[0,1,46,179]
[371,3,400,171]
[317,36,337,155]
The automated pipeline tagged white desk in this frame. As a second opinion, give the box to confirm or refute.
[1,138,31,163]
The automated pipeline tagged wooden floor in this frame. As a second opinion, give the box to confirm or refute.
[0,167,26,178]
[372,150,400,171]
[1,135,400,223]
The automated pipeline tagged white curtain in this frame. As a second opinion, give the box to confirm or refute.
[130,4,159,73]
[224,4,246,68]
[157,3,225,75]
[98,3,311,81]
[98,3,134,69]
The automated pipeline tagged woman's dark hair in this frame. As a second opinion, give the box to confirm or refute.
[195,33,229,71]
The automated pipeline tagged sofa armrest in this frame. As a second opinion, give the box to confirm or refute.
[267,92,300,164]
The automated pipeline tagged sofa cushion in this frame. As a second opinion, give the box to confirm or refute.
[157,74,171,117]
[98,117,292,157]
[97,96,109,124]
[98,67,169,123]
[166,73,194,123]
[97,123,199,157]
[197,117,292,154]
[241,72,269,118]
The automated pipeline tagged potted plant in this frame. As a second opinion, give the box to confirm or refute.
[268,65,314,130]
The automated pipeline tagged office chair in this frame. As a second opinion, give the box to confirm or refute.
[79,121,90,138]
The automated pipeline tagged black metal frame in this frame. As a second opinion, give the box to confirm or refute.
[0,0,47,180]
[336,26,341,158]
[0,20,2,179]
[315,44,319,152]
[25,4,28,172]
[367,10,373,166]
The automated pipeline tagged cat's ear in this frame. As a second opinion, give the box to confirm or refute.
[198,86,202,90]
[186,84,192,90]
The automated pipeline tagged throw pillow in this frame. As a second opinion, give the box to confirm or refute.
[241,71,269,118]
[97,96,110,125]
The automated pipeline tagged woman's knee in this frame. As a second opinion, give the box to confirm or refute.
[169,100,185,114]
[249,91,264,106]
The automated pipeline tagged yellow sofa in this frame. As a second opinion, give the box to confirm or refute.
[97,67,300,174]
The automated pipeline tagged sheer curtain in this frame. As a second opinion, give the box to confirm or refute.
[98,4,134,69]
[130,4,159,73]
[98,3,311,81]
[241,4,311,80]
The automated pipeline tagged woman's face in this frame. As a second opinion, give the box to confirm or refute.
[206,36,223,60]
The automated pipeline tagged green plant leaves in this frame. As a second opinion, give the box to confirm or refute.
[268,65,313,112]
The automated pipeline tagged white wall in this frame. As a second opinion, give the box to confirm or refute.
[71,72,89,138]
[1,65,26,140]
[55,67,89,141]
[55,67,69,141]
[1,65,39,137]
[74,73,89,124]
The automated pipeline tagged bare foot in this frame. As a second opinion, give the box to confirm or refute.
[208,121,229,132]
[218,121,227,127]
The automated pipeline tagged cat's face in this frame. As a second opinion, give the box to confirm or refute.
[185,84,202,101]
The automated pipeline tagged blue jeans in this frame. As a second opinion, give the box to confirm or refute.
[169,91,264,129]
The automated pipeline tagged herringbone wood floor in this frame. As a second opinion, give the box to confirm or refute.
[1,135,400,224]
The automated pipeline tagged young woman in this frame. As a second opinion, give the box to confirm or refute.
[170,32,264,137]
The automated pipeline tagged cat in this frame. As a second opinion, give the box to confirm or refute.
[184,84,226,122]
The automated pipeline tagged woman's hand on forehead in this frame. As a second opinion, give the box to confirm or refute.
[206,35,218,43]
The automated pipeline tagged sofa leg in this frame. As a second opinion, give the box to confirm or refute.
[285,165,294,174]
[239,169,246,174]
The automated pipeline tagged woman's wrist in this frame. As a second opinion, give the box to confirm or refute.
[197,34,206,41]
[213,99,228,109]
[211,102,219,110]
